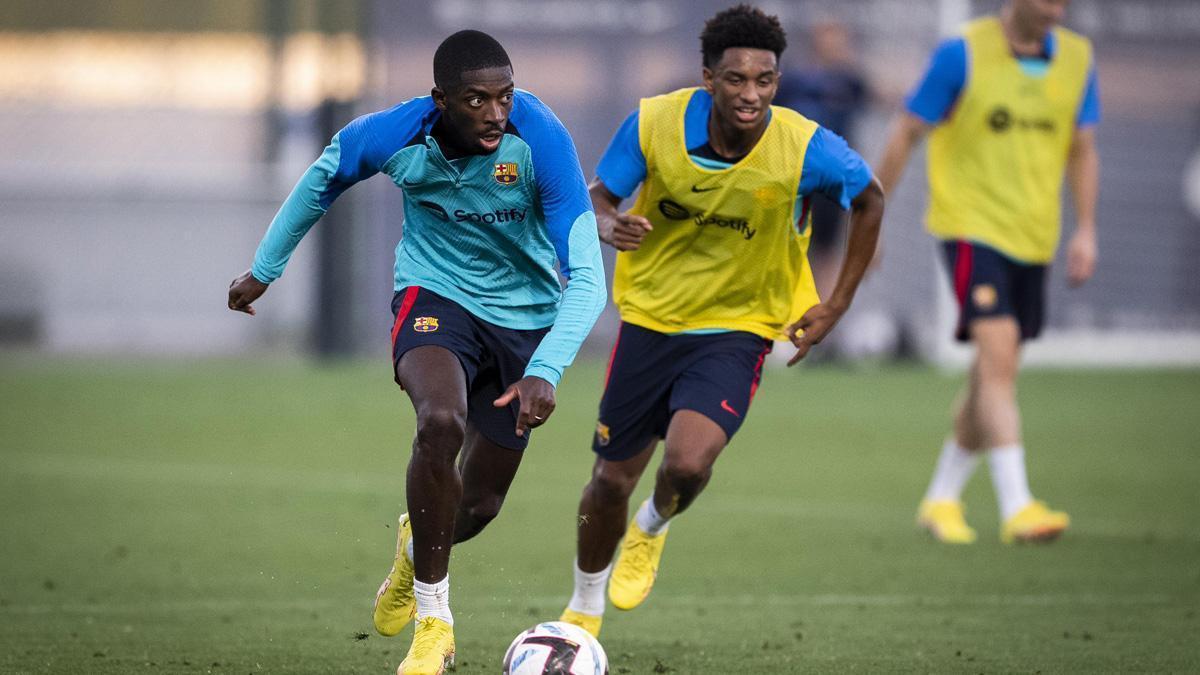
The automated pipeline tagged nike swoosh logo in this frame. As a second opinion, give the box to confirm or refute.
[402,178,421,188]
[720,399,741,417]
[691,185,719,193]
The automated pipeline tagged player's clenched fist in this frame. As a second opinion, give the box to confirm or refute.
[599,212,653,251]
[228,270,269,315]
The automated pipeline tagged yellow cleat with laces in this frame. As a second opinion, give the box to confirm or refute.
[374,513,417,636]
[559,607,602,638]
[397,616,455,675]
[608,519,668,610]
[917,499,977,544]
[1001,500,1069,544]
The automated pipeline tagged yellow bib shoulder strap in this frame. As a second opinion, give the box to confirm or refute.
[638,88,696,172]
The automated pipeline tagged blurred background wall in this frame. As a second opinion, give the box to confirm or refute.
[2,0,1198,365]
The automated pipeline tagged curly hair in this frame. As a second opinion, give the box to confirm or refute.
[699,4,787,69]
[433,29,512,91]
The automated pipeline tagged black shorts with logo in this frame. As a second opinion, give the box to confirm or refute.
[390,287,549,450]
[941,240,1047,342]
[593,322,773,462]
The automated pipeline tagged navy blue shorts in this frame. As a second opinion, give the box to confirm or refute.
[593,322,773,462]
[941,240,1046,342]
[390,287,548,451]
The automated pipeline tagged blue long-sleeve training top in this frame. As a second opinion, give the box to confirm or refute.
[250,90,607,387]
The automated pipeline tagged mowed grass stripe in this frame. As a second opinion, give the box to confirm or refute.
[9,452,1199,542]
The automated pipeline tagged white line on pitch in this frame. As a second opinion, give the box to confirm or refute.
[0,593,1183,616]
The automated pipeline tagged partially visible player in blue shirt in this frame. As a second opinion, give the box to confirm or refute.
[903,29,1100,127]
[226,30,605,675]
[876,0,1102,550]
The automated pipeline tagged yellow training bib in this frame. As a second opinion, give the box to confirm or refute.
[613,88,820,339]
[927,17,1092,263]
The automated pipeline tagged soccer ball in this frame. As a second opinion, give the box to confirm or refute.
[502,621,609,675]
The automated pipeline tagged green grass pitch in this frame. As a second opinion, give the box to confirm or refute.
[1,357,1198,673]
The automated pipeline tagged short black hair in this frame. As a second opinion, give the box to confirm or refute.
[433,29,512,91]
[700,4,787,69]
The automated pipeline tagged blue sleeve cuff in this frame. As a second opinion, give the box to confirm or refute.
[594,110,646,199]
[524,213,607,388]
[1076,64,1101,128]
[798,127,873,209]
[249,265,274,286]
[522,364,563,389]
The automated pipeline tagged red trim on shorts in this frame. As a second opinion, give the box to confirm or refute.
[748,341,771,401]
[390,286,422,347]
[603,323,624,389]
[953,241,973,307]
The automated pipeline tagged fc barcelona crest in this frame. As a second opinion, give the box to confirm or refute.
[413,316,439,333]
[595,421,611,447]
[493,162,519,185]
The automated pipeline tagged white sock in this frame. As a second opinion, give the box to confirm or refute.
[634,499,670,536]
[414,576,453,626]
[923,438,981,502]
[987,444,1034,521]
[567,559,612,616]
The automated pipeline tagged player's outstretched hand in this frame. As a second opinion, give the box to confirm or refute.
[228,270,269,315]
[785,301,847,366]
[600,212,653,251]
[494,376,556,438]
[1066,226,1097,288]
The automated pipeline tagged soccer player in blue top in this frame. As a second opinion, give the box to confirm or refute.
[227,30,606,675]
[876,0,1100,545]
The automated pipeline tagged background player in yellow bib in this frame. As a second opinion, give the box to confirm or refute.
[875,0,1101,544]
[559,5,885,636]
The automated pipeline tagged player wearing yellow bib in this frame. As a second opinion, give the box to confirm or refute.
[559,5,884,637]
[876,0,1100,544]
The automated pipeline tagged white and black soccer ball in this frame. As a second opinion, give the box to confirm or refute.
[502,621,609,675]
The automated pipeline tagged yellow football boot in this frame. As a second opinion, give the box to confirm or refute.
[559,608,602,638]
[374,513,417,636]
[1001,500,1069,544]
[917,499,977,544]
[397,617,455,675]
[608,519,667,610]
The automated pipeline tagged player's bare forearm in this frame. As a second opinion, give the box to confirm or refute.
[589,180,623,245]
[1067,127,1099,234]
[588,179,651,251]
[876,113,930,196]
[1066,127,1100,287]
[829,178,885,310]
[785,178,884,366]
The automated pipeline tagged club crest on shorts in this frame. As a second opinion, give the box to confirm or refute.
[493,162,519,185]
[595,421,611,447]
[413,316,439,333]
[972,284,998,310]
